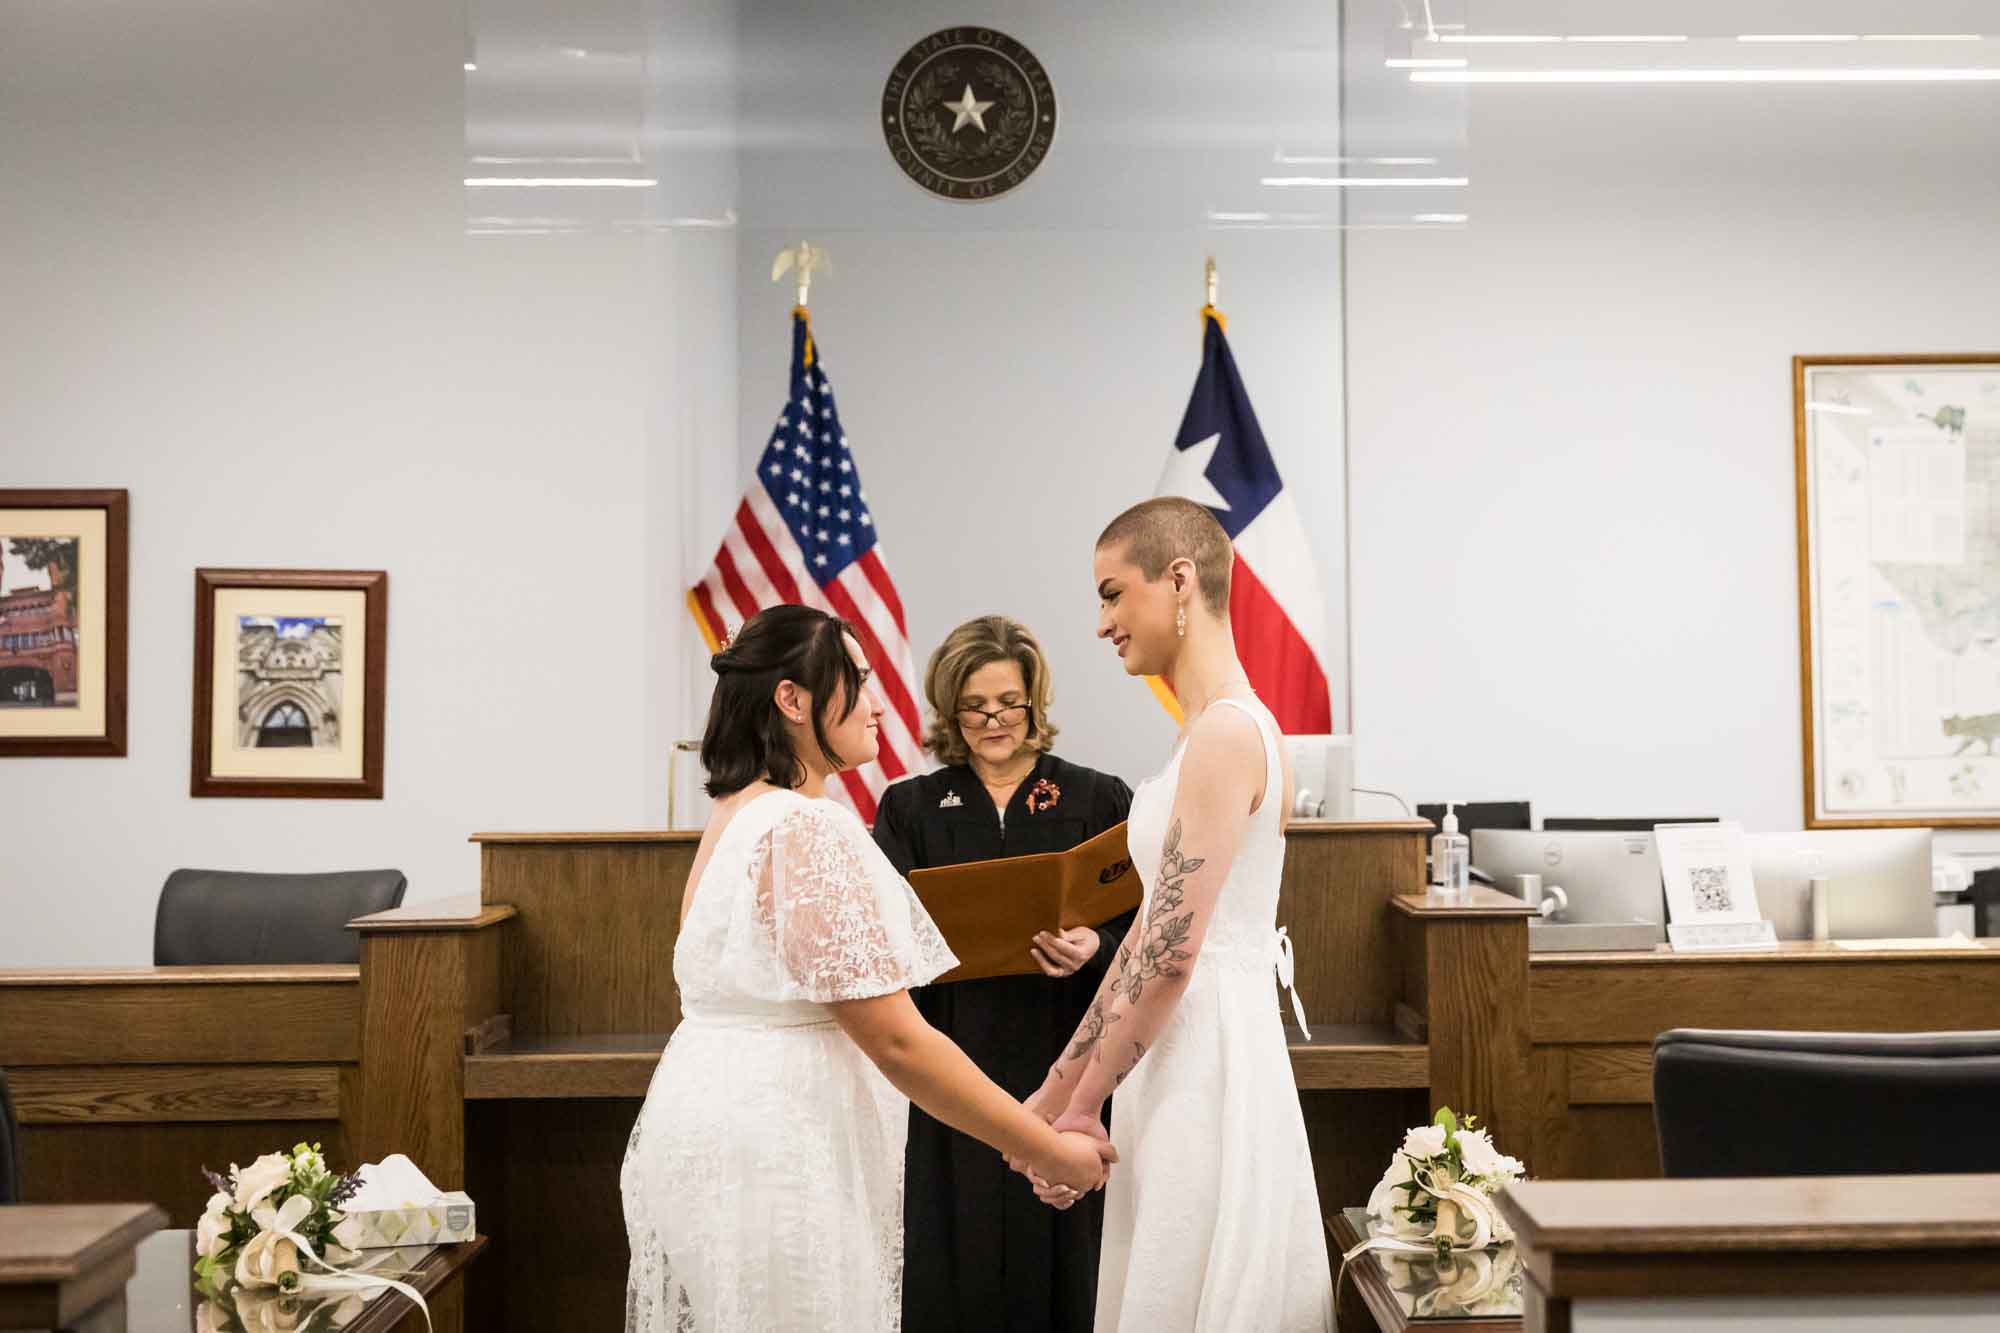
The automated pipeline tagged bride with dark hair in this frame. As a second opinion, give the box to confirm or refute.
[622,603,1116,1333]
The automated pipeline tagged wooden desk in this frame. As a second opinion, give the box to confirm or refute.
[1498,1174,2000,1330]
[0,967,358,1225]
[1524,939,2000,1178]
[0,1203,165,1333]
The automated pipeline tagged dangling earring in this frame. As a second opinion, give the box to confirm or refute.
[1176,603,1187,638]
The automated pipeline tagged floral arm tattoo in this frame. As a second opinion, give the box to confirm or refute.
[1114,1041,1147,1087]
[1109,818,1202,1007]
[1067,995,1120,1062]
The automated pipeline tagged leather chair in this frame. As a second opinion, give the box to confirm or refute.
[153,869,408,966]
[0,1067,20,1204]
[1653,1028,2000,1177]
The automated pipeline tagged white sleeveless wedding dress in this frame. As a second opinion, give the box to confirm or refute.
[621,789,958,1332]
[1095,696,1334,1332]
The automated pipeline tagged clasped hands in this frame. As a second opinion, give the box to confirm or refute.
[1008,1077,1113,1212]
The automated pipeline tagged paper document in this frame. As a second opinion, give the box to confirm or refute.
[909,821,1137,983]
[1655,821,1764,926]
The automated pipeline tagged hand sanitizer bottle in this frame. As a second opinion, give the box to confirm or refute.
[1432,803,1470,903]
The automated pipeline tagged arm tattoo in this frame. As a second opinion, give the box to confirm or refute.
[1067,996,1120,1062]
[1115,1040,1147,1087]
[1110,818,1202,1006]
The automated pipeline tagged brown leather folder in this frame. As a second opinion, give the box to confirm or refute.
[910,821,1139,983]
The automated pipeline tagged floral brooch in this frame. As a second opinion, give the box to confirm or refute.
[1025,777,1062,813]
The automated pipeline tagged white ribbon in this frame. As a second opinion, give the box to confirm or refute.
[247,1198,433,1332]
[1275,926,1310,1040]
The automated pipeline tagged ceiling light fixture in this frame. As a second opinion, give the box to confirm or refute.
[1412,67,2000,84]
[1261,175,1469,187]
[464,177,659,188]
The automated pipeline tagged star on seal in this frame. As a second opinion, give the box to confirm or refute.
[882,27,1058,202]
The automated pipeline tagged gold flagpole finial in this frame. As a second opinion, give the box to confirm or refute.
[772,241,829,310]
[1204,255,1218,309]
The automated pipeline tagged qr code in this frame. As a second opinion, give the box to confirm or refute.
[1690,865,1733,912]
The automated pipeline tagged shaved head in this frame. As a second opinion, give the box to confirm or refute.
[1095,496,1232,614]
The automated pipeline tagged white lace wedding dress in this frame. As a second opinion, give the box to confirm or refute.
[621,789,958,1332]
[1095,696,1334,1332]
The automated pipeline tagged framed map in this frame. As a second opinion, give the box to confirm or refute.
[1796,354,2000,827]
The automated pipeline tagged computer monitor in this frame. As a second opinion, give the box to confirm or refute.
[1748,829,1936,940]
[1470,829,1667,939]
[1544,817,1717,833]
[1416,801,1532,836]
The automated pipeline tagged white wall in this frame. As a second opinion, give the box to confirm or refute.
[733,2,1348,789]
[1345,74,2000,840]
[0,1,728,964]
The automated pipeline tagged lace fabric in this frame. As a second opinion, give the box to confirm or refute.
[622,791,958,1332]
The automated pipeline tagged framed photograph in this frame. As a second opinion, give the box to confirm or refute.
[1796,354,2000,827]
[0,489,128,757]
[192,568,387,799]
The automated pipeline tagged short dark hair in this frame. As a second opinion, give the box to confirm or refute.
[1096,496,1233,613]
[701,605,865,798]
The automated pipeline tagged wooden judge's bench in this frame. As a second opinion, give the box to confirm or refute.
[7,821,2000,1331]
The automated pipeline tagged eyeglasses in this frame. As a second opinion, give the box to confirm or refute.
[957,704,1030,730]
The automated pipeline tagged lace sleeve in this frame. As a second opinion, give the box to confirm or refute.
[755,802,957,1003]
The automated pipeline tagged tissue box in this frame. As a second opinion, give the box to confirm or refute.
[336,1192,476,1249]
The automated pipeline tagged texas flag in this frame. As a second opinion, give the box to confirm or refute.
[1152,308,1334,733]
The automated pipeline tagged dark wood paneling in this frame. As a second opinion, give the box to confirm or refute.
[480,842,692,1039]
[1530,950,2000,1044]
[1299,1089,1430,1232]
[1565,1045,1653,1106]
[1287,1024,1430,1090]
[1276,823,1429,1028]
[0,970,358,1066]
[10,1064,341,1124]
[19,1121,348,1226]
[464,1100,634,1333]
[1555,1107,1660,1180]
[1422,918,1531,1147]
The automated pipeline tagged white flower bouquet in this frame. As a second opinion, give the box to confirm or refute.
[1363,1107,1526,1258]
[193,1143,431,1329]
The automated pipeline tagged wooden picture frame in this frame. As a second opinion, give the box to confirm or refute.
[0,488,129,757]
[192,568,388,799]
[1795,354,2000,828]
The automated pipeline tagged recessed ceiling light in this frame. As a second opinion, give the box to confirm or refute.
[1386,57,1469,68]
[1261,176,1469,187]
[1207,211,1274,222]
[1437,34,1562,44]
[464,177,659,188]
[1411,66,2000,83]
[1565,35,1688,44]
[1863,34,1983,42]
[463,62,477,72]
[1737,34,1861,43]
[1413,213,1469,222]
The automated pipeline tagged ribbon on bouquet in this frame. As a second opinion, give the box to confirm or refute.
[246,1195,433,1330]
[1275,927,1311,1039]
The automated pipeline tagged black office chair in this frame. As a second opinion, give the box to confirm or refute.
[0,1067,20,1204]
[1653,1028,2000,1177]
[153,869,408,966]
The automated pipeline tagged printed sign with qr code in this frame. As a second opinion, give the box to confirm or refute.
[1690,865,1733,913]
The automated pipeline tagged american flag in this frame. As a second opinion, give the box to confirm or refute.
[1152,307,1334,733]
[687,309,923,821]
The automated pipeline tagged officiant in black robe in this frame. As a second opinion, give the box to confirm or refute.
[873,616,1135,1333]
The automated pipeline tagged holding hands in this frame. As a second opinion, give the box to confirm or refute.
[1011,1070,1112,1211]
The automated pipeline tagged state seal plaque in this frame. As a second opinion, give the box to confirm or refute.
[882,27,1057,202]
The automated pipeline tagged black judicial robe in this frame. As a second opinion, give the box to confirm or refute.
[873,752,1135,1333]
